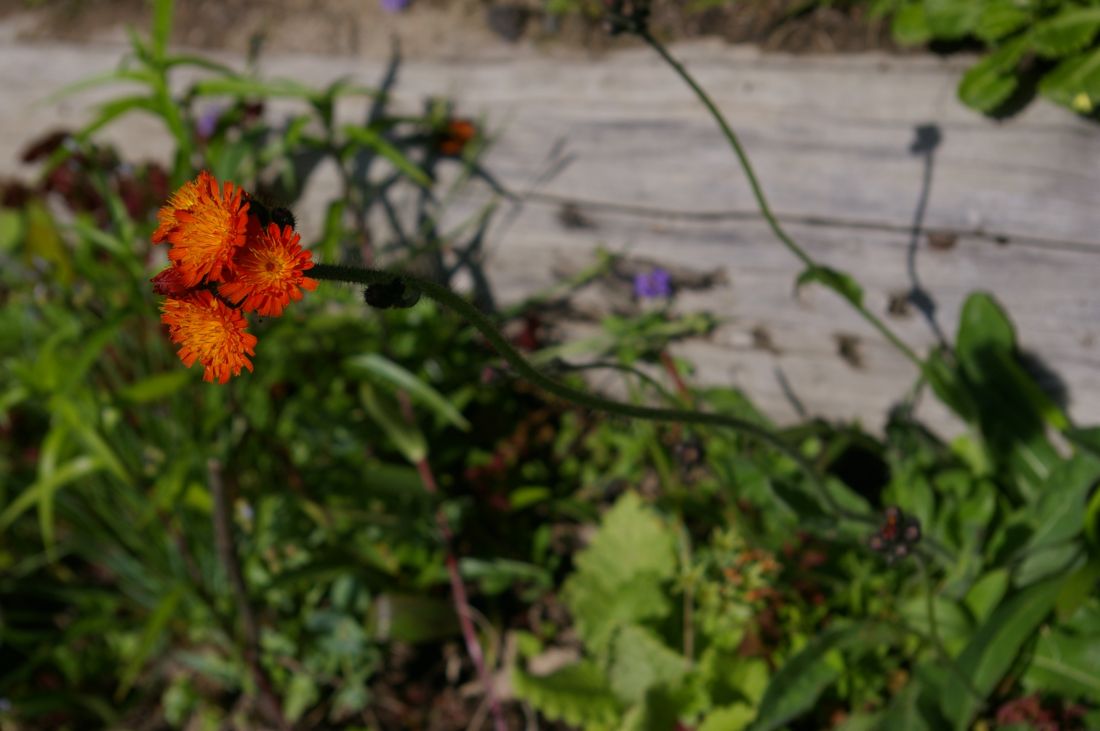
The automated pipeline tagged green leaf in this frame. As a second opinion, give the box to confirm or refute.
[795,266,863,308]
[899,596,974,654]
[608,625,688,704]
[940,576,1064,729]
[512,661,621,727]
[192,75,320,99]
[119,371,192,403]
[80,95,162,139]
[24,201,72,285]
[1040,47,1100,111]
[975,0,1032,43]
[0,208,23,252]
[346,353,470,431]
[750,624,881,731]
[1026,454,1100,549]
[117,585,185,697]
[924,0,980,39]
[358,383,427,463]
[0,456,103,536]
[563,493,677,650]
[893,2,932,45]
[342,125,433,188]
[1031,8,1100,58]
[958,37,1028,113]
[283,673,320,723]
[1055,559,1100,622]
[366,594,458,643]
[1023,631,1100,699]
[873,682,935,731]
[151,0,174,61]
[964,569,1009,623]
[699,705,756,731]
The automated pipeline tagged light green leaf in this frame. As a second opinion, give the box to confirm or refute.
[346,353,469,431]
[1031,8,1100,58]
[608,625,688,704]
[0,456,102,536]
[342,125,432,188]
[795,266,863,308]
[975,0,1032,43]
[151,0,174,61]
[924,0,980,39]
[1040,47,1100,111]
[958,37,1029,113]
[892,3,932,45]
[964,569,1009,623]
[512,661,621,728]
[119,371,192,403]
[699,704,755,731]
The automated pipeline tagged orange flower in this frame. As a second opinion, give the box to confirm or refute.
[218,222,318,317]
[165,173,250,287]
[438,119,477,157]
[161,291,258,384]
[151,174,203,244]
[150,266,192,297]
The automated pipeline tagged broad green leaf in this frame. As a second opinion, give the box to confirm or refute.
[750,624,882,731]
[1031,8,1100,58]
[342,125,432,188]
[795,266,863,308]
[899,596,974,654]
[924,0,980,39]
[1024,630,1100,698]
[1026,454,1100,549]
[958,37,1028,113]
[346,353,470,431]
[964,569,1009,622]
[975,0,1032,43]
[873,682,934,731]
[1040,47,1100,111]
[0,208,23,252]
[512,661,621,727]
[893,2,932,45]
[283,673,320,723]
[1055,559,1100,621]
[940,576,1064,729]
[699,705,755,731]
[608,625,688,704]
[563,493,677,650]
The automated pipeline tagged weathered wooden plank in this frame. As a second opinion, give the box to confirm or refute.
[1,39,1097,433]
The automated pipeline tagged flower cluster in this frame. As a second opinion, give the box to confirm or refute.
[151,172,317,383]
[867,506,922,563]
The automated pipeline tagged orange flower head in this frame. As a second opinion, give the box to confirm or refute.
[150,266,193,297]
[161,291,258,384]
[166,173,250,287]
[218,222,318,317]
[438,119,477,157]
[151,174,204,244]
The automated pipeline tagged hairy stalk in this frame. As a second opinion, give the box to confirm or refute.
[638,31,924,371]
[208,459,290,731]
[312,264,872,525]
[915,555,984,703]
[393,393,508,731]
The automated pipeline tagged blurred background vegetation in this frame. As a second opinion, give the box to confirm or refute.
[1,1,1099,730]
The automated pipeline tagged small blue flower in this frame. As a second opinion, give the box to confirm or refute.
[196,105,224,139]
[634,268,672,299]
[380,0,410,12]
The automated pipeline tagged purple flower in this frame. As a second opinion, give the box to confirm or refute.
[380,0,410,11]
[634,268,672,299]
[196,105,224,140]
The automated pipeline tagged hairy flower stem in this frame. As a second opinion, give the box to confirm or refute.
[312,264,872,525]
[639,31,924,372]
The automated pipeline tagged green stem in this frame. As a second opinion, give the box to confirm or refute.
[639,31,924,370]
[312,263,873,525]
